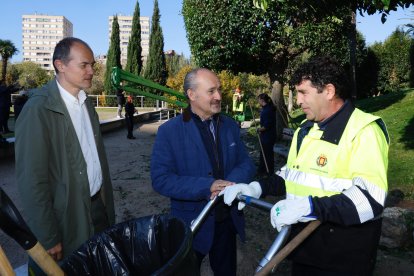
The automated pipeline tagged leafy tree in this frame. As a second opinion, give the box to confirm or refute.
[371,28,413,93]
[126,1,143,76]
[253,0,412,20]
[0,39,18,84]
[166,65,193,92]
[356,47,380,98]
[166,53,191,77]
[7,62,50,89]
[104,15,121,94]
[410,41,414,87]
[183,0,351,139]
[253,1,412,98]
[217,70,240,109]
[143,0,167,85]
[90,62,105,95]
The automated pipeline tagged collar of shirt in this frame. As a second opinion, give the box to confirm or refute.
[189,108,219,123]
[303,99,355,145]
[56,79,87,108]
[56,79,102,196]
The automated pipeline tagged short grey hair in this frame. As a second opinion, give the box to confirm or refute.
[183,68,212,98]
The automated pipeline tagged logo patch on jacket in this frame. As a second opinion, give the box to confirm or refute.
[316,154,328,167]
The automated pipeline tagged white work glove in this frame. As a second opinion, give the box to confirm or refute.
[220,181,262,210]
[270,197,316,232]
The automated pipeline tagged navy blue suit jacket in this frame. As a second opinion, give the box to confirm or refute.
[151,112,256,254]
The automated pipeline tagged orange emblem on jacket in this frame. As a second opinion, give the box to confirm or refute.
[316,154,328,167]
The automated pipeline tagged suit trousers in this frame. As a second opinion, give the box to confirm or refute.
[194,217,237,276]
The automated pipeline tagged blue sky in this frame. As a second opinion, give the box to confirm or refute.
[1,0,413,63]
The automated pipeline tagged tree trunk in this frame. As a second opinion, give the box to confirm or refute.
[270,80,288,142]
[1,58,8,83]
[348,10,357,99]
[288,89,293,113]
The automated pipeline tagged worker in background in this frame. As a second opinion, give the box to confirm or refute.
[257,93,276,175]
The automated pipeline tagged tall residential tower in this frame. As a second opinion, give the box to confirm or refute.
[109,15,150,67]
[22,14,73,71]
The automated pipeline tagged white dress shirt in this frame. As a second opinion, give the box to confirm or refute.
[57,80,102,197]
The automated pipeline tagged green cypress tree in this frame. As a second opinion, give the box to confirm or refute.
[126,1,143,76]
[143,0,167,85]
[104,15,121,94]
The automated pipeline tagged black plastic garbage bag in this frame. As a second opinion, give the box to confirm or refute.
[61,214,199,276]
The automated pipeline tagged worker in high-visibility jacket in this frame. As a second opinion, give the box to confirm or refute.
[221,56,389,275]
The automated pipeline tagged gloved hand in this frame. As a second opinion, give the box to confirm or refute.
[220,181,262,210]
[270,197,316,231]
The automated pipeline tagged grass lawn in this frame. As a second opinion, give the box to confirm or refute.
[357,89,414,198]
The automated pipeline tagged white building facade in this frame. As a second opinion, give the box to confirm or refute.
[22,14,73,71]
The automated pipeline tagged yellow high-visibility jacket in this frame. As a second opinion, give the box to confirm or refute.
[280,101,389,274]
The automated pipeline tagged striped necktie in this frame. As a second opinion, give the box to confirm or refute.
[206,119,215,141]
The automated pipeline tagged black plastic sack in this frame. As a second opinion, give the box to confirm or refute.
[61,214,199,276]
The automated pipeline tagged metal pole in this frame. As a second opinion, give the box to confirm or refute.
[249,102,270,174]
[237,194,291,273]
[255,221,321,276]
[237,194,273,210]
[190,197,218,234]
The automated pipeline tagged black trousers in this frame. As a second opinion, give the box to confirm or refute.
[259,141,274,174]
[125,115,134,138]
[194,218,237,276]
[0,108,9,132]
[292,262,373,276]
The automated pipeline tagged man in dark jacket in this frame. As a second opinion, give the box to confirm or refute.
[151,68,256,275]
[16,37,115,275]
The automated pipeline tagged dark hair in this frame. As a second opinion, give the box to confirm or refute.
[52,37,93,74]
[290,56,351,100]
[183,68,212,98]
[258,93,273,104]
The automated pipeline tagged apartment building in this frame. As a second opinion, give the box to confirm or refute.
[22,14,73,71]
[109,15,150,67]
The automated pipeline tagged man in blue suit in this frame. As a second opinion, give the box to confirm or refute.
[151,68,257,275]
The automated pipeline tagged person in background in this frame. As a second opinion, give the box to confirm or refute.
[125,95,137,139]
[13,88,28,121]
[116,87,126,118]
[151,68,256,275]
[0,82,12,134]
[257,93,276,175]
[221,56,389,275]
[15,37,115,275]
